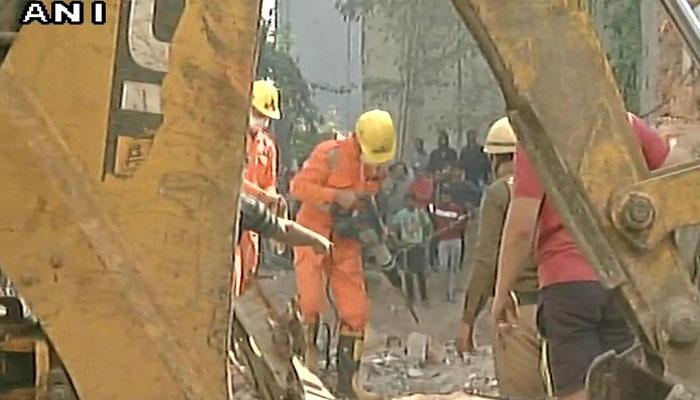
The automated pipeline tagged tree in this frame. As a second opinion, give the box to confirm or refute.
[588,0,643,113]
[337,0,423,155]
[352,0,644,152]
[257,18,325,164]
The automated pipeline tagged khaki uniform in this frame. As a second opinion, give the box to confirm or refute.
[461,167,546,398]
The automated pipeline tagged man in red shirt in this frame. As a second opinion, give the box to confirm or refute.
[434,189,468,302]
[492,113,680,400]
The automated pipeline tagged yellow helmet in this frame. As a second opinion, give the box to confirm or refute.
[484,116,517,154]
[355,109,396,165]
[251,80,281,120]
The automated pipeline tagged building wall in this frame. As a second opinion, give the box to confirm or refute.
[361,1,504,159]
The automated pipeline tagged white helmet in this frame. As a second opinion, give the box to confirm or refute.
[484,117,517,154]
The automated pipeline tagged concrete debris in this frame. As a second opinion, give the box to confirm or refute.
[407,368,424,378]
[236,231,499,399]
[365,325,383,350]
[233,321,498,399]
[426,336,448,365]
[406,332,429,363]
[359,344,497,398]
[387,335,403,349]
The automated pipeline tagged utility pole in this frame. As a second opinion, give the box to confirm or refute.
[398,0,420,160]
[456,30,465,146]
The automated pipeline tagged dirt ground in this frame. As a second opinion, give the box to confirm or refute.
[234,224,500,399]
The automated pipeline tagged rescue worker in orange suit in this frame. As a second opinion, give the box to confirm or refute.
[234,80,284,297]
[290,110,396,400]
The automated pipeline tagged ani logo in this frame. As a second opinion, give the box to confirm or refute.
[20,1,107,25]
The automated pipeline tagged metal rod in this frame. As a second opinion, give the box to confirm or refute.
[660,0,700,64]
[0,32,16,47]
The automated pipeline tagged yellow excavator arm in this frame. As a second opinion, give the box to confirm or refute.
[0,0,259,398]
[451,0,700,398]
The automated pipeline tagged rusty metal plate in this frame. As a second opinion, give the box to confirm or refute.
[0,0,260,398]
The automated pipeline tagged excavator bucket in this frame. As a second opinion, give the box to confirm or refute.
[0,0,260,398]
[451,0,700,398]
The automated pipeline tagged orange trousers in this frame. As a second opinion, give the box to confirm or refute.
[293,236,369,331]
[233,230,260,297]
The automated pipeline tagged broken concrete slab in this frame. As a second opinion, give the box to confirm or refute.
[426,336,447,365]
[406,332,429,363]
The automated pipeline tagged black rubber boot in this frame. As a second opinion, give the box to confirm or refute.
[302,322,320,373]
[336,331,381,400]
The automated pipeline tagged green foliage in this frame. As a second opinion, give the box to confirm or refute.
[258,26,318,127]
[352,0,423,98]
[590,0,642,113]
[609,1,642,113]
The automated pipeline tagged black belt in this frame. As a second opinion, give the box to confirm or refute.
[514,290,539,306]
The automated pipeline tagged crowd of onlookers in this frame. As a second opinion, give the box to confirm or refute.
[275,129,492,306]
[379,130,491,306]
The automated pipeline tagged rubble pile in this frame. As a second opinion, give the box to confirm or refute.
[307,332,497,399]
[235,227,500,399]
[359,339,497,398]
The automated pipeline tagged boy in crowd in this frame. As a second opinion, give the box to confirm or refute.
[381,162,413,220]
[442,163,481,271]
[389,193,433,307]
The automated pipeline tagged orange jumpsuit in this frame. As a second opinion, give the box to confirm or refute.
[290,135,381,331]
[235,128,278,296]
